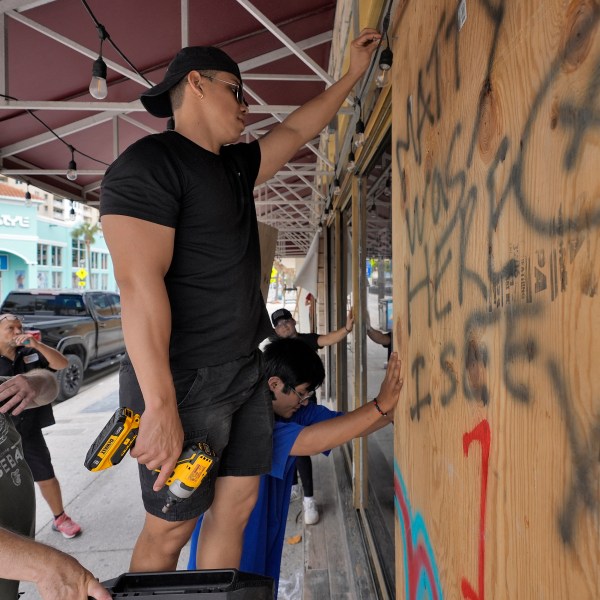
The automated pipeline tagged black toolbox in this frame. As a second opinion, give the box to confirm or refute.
[102,569,274,599]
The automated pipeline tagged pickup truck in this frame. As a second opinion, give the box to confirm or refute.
[0,289,125,400]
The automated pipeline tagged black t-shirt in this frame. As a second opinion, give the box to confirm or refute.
[296,333,322,352]
[0,348,53,429]
[100,132,272,368]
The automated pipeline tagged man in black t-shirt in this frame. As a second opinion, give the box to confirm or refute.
[100,31,382,572]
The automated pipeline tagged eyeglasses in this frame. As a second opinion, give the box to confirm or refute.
[0,314,22,324]
[202,74,248,106]
[289,386,315,406]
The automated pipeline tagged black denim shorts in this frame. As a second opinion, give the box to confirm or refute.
[119,349,273,521]
[14,420,55,482]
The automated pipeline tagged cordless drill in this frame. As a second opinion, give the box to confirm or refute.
[84,407,216,513]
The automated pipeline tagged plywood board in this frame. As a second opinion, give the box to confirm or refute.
[391,0,600,598]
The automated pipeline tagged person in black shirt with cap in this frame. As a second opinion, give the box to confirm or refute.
[100,30,382,572]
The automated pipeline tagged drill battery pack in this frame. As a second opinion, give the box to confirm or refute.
[84,407,140,472]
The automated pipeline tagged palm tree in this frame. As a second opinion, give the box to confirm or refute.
[71,221,101,288]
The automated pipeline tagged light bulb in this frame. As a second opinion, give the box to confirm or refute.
[384,177,392,197]
[376,70,390,88]
[89,57,108,100]
[66,159,78,181]
[333,178,341,196]
[354,120,365,149]
[376,47,393,88]
[346,151,356,173]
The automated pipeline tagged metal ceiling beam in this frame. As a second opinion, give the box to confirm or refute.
[0,111,115,158]
[0,13,6,98]
[1,169,105,175]
[237,30,332,73]
[0,100,340,114]
[0,0,55,14]
[6,10,153,88]
[243,74,322,81]
[235,0,334,86]
[180,0,188,48]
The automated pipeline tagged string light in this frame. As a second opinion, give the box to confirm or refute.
[89,24,108,100]
[333,177,341,196]
[354,99,366,149]
[66,146,78,181]
[376,38,393,88]
[346,148,356,173]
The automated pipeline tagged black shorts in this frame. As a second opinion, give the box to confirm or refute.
[14,420,55,482]
[119,349,273,521]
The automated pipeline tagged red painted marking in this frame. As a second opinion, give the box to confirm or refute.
[461,419,491,600]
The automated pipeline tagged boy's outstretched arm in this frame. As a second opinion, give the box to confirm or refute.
[291,353,403,456]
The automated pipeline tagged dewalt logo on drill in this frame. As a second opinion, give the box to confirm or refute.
[84,407,140,472]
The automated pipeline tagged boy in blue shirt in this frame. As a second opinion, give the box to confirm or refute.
[188,337,402,592]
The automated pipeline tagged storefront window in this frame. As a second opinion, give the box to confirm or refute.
[362,132,394,593]
[51,271,62,289]
[72,239,85,267]
[51,246,62,267]
[37,244,48,266]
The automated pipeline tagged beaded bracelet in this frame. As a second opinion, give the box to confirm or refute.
[373,397,387,417]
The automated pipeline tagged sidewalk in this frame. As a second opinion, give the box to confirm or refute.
[18,370,158,599]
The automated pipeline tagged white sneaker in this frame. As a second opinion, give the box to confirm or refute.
[290,484,302,502]
[303,496,319,525]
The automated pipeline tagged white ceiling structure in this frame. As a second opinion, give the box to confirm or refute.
[0,0,391,257]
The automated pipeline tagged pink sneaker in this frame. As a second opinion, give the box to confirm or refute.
[52,513,82,539]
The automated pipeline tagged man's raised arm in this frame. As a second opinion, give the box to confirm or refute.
[256,28,381,185]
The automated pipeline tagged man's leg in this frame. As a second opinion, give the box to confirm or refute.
[130,513,198,572]
[196,475,259,569]
[36,478,63,516]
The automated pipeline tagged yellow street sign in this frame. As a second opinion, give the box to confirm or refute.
[76,268,88,279]
[77,280,86,287]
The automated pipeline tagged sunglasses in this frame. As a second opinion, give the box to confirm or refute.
[202,74,248,107]
[0,314,22,324]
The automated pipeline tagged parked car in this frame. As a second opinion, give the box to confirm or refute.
[1,289,125,400]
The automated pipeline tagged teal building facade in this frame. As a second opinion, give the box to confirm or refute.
[0,194,117,302]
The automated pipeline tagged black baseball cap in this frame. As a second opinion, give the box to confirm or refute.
[140,46,241,118]
[271,308,293,327]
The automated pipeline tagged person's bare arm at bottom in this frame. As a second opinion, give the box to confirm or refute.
[0,528,111,600]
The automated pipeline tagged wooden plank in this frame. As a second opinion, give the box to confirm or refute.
[306,450,351,598]
[257,221,277,299]
[332,449,379,599]
[392,0,600,598]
